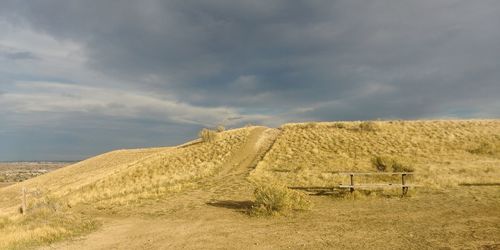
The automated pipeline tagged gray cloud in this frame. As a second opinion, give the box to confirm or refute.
[0,0,499,160]
[1,51,38,60]
[0,44,39,61]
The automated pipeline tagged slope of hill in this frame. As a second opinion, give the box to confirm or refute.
[0,147,172,211]
[251,120,500,187]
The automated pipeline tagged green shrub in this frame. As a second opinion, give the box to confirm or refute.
[199,128,217,142]
[251,183,312,216]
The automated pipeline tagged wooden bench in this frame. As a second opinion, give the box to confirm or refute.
[338,172,414,195]
[289,172,416,196]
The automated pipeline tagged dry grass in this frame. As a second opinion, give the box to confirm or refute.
[0,128,250,209]
[199,128,218,142]
[250,120,500,188]
[0,189,98,249]
[371,155,415,172]
[65,128,250,207]
[251,182,312,216]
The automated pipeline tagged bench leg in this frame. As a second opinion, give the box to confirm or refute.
[402,187,408,196]
[350,174,354,193]
[401,174,407,196]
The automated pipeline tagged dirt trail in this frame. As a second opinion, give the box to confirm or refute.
[43,127,280,250]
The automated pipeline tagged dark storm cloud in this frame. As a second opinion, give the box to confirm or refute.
[3,0,500,114]
[1,0,499,160]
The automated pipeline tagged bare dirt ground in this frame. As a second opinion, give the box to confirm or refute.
[40,128,500,249]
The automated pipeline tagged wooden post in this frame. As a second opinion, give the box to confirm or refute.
[350,174,354,193]
[21,187,26,215]
[401,174,407,196]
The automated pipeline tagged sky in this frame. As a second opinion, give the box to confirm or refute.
[0,1,499,161]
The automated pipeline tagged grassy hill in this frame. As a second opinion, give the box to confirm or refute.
[251,120,500,188]
[0,120,499,249]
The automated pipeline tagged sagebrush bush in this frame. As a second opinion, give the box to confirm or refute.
[371,156,393,172]
[199,128,217,142]
[391,162,415,172]
[359,121,379,132]
[371,156,414,172]
[331,122,346,129]
[468,142,497,155]
[251,182,311,216]
[216,125,225,132]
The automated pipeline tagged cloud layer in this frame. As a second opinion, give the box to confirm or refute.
[1,0,499,160]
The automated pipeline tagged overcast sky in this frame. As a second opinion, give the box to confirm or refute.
[1,1,499,161]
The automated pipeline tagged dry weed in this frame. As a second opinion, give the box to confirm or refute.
[251,182,312,216]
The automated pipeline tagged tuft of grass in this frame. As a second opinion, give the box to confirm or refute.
[331,122,346,129]
[371,156,394,172]
[199,128,218,142]
[391,161,415,172]
[468,142,497,155]
[216,125,226,132]
[358,121,379,132]
[371,156,414,172]
[251,182,312,216]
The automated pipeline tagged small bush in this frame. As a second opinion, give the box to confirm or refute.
[391,162,415,172]
[331,122,346,129]
[371,156,414,172]
[371,156,393,172]
[199,128,217,142]
[251,183,312,216]
[359,121,379,132]
[468,142,497,155]
[216,125,225,132]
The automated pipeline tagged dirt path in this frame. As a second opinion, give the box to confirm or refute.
[43,127,281,250]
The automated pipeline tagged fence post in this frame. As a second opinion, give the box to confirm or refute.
[350,174,354,193]
[401,174,407,196]
[21,187,27,215]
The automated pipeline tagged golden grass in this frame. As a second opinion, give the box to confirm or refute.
[65,128,250,207]
[251,182,312,216]
[0,147,171,212]
[0,196,98,250]
[250,120,500,188]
